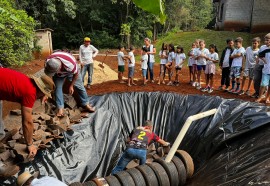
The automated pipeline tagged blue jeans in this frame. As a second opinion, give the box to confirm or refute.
[112,148,147,175]
[146,62,154,80]
[0,101,4,140]
[81,63,93,85]
[53,73,89,109]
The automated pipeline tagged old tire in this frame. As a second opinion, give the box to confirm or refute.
[171,156,187,185]
[115,171,136,186]
[175,150,194,178]
[147,162,170,186]
[126,168,147,186]
[82,181,97,186]
[69,182,83,186]
[154,158,179,186]
[92,178,107,186]
[104,175,121,186]
[136,164,159,186]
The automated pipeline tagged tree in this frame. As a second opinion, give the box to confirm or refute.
[0,0,36,66]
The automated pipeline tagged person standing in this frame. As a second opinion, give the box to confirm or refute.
[127,46,136,86]
[174,46,186,86]
[142,38,156,83]
[0,68,54,177]
[111,120,170,175]
[44,51,95,117]
[79,37,99,89]
[157,43,168,85]
[141,47,149,86]
[218,39,234,91]
[117,45,126,83]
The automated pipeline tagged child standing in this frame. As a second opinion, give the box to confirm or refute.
[192,39,201,87]
[141,47,149,86]
[158,43,168,85]
[238,37,260,95]
[188,43,196,84]
[229,37,246,93]
[165,44,175,85]
[218,39,234,91]
[201,44,219,93]
[256,33,270,103]
[127,46,136,86]
[174,46,186,86]
[117,45,126,83]
[195,40,210,90]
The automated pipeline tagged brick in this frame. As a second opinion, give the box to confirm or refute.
[38,113,51,121]
[41,138,54,145]
[33,122,39,131]
[8,140,16,148]
[33,129,49,141]
[64,94,77,109]
[1,129,18,144]
[13,143,28,162]
[12,132,22,140]
[0,150,11,161]
[126,160,139,169]
[157,147,164,157]
[0,142,6,153]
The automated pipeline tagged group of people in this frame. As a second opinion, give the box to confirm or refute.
[117,33,270,102]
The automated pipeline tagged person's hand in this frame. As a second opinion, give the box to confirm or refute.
[163,142,170,147]
[28,144,37,158]
[41,95,48,105]
[69,85,74,95]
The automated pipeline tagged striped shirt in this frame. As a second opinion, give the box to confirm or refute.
[46,52,78,77]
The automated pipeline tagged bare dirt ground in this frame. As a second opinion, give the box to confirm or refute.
[2,51,260,117]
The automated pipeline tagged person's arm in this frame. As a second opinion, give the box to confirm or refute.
[21,106,37,158]
[69,72,78,95]
[157,139,170,146]
[92,46,99,58]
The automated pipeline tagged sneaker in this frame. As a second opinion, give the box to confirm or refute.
[86,84,91,89]
[176,82,180,86]
[234,89,241,94]
[224,87,230,91]
[167,81,173,86]
[162,81,166,84]
[228,88,236,93]
[151,80,155,83]
[208,88,213,93]
[192,82,196,87]
[218,86,223,90]
[196,85,201,90]
[245,90,250,96]
[238,90,245,95]
[251,93,258,98]
[201,87,209,92]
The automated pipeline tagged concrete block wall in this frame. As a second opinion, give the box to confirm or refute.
[251,0,270,33]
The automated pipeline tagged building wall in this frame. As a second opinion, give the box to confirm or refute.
[251,0,270,33]
[35,30,53,59]
[223,0,253,31]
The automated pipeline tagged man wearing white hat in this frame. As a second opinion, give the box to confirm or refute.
[17,171,67,186]
[44,51,95,117]
[0,68,55,177]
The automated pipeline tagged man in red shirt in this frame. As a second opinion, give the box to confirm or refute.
[44,51,95,116]
[0,68,54,177]
[111,120,170,174]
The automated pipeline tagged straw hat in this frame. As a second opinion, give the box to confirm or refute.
[17,171,33,186]
[30,73,55,98]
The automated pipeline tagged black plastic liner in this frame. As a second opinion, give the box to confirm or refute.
[3,92,270,185]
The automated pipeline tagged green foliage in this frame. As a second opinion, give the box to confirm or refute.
[0,0,36,66]
[120,24,131,36]
[146,30,153,38]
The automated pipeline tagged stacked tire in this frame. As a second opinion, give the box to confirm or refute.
[69,150,194,186]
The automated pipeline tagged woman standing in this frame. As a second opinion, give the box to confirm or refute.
[142,38,156,83]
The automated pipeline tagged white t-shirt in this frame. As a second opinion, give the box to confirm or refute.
[79,44,99,65]
[188,48,196,66]
[32,177,67,186]
[168,52,175,63]
[207,52,219,65]
[231,47,246,67]
[128,51,135,67]
[159,50,168,65]
[141,54,148,69]
[245,46,259,69]
[175,53,186,68]
[260,45,270,74]
[118,51,125,66]
[223,49,231,68]
[196,48,210,65]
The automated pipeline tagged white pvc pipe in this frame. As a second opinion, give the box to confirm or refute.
[165,108,217,163]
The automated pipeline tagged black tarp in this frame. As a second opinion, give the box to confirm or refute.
[2,92,270,185]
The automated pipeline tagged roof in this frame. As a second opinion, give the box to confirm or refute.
[35,28,54,32]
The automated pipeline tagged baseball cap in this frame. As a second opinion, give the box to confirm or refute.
[84,37,91,42]
[44,58,61,77]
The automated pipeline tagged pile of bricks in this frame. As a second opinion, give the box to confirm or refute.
[0,95,89,167]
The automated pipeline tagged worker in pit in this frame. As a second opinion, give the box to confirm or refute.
[111,120,170,174]
[0,68,54,177]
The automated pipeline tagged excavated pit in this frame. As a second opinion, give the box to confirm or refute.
[2,92,270,185]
